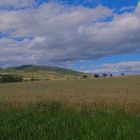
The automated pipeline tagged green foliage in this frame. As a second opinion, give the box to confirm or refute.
[121,73,125,76]
[94,73,99,78]
[82,75,88,79]
[0,103,140,140]
[0,74,23,83]
[103,73,108,78]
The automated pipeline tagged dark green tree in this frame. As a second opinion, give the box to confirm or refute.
[94,73,99,78]
[103,73,108,78]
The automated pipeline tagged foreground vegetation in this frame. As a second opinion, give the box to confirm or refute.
[0,102,140,140]
[0,76,140,139]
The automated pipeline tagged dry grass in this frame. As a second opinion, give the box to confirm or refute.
[0,75,140,112]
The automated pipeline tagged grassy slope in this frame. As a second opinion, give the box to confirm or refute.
[0,65,85,80]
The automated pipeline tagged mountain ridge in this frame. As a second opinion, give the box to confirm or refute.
[5,64,83,75]
[0,65,85,80]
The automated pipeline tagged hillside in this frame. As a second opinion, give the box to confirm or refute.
[0,65,85,80]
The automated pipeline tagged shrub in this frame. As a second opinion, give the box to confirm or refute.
[121,73,125,76]
[82,75,88,79]
[0,75,23,83]
[94,73,99,78]
[103,73,108,78]
[30,77,36,81]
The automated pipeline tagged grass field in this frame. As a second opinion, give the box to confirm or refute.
[0,76,140,139]
[0,76,140,112]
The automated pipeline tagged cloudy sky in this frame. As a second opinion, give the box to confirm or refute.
[0,0,140,74]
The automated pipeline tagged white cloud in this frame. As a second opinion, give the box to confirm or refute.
[136,0,140,14]
[87,61,140,75]
[0,2,140,68]
[120,6,135,12]
[0,0,35,8]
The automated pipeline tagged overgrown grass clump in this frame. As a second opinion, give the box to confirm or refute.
[0,102,140,140]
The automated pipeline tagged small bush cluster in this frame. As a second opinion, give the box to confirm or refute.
[94,73,99,78]
[0,74,23,83]
[82,75,88,79]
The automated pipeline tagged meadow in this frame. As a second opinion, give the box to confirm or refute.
[0,76,140,139]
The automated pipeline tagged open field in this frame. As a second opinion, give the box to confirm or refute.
[0,76,140,139]
[0,75,140,112]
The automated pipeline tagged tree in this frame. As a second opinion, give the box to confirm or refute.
[121,73,125,76]
[109,74,113,77]
[82,75,88,79]
[103,73,108,78]
[94,73,99,78]
[0,74,23,83]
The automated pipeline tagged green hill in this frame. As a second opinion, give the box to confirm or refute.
[0,65,85,81]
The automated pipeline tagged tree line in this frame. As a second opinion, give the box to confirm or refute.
[82,73,125,79]
[94,73,124,78]
[0,74,23,83]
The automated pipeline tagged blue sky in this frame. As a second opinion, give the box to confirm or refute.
[36,0,138,8]
[0,0,140,74]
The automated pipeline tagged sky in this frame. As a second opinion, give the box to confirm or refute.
[0,0,140,75]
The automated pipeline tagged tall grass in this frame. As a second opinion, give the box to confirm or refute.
[0,76,140,112]
[0,102,140,140]
[0,76,140,139]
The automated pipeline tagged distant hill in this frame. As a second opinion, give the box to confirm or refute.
[7,65,83,75]
[0,65,86,80]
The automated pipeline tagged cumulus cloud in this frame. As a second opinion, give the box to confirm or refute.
[86,61,140,75]
[0,0,35,9]
[0,1,140,67]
